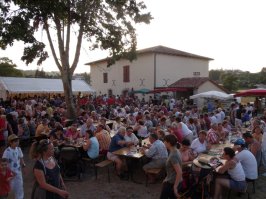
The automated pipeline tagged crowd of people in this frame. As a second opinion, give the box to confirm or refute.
[0,93,265,198]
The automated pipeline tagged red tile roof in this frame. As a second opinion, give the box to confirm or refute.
[169,77,210,88]
[169,77,228,93]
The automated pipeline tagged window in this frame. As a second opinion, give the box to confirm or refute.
[193,72,200,76]
[103,73,108,83]
[123,65,130,82]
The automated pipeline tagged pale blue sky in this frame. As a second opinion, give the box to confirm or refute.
[1,0,266,73]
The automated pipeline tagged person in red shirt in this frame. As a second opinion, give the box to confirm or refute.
[0,116,6,156]
[0,158,14,199]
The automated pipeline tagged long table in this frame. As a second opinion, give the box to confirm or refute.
[113,147,144,159]
[113,146,145,183]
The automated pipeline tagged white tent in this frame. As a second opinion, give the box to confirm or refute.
[190,90,232,100]
[0,77,95,99]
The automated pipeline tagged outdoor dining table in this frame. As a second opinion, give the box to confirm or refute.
[113,146,145,183]
[112,147,144,159]
[192,139,233,170]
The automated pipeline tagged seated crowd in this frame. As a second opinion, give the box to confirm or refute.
[0,94,266,198]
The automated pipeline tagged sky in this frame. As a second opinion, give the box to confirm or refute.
[1,0,266,73]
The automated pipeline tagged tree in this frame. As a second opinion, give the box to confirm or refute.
[0,57,23,77]
[221,73,238,92]
[35,67,46,78]
[0,0,152,119]
[209,69,224,83]
[82,72,91,85]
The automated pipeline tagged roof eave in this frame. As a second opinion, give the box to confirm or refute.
[85,46,213,66]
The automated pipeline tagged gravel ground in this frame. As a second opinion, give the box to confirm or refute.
[8,147,266,199]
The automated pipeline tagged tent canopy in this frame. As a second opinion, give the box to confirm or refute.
[0,77,95,94]
[190,90,232,100]
[234,89,266,97]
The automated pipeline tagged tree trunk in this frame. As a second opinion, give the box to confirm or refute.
[61,72,76,121]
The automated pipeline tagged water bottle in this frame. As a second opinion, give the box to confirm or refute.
[228,132,232,143]
[136,144,140,153]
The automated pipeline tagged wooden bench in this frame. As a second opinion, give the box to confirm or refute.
[82,154,105,175]
[95,160,113,183]
[145,168,162,186]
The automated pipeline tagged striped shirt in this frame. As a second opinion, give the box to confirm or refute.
[96,130,111,151]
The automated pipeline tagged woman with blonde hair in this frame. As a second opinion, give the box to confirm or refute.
[30,139,69,199]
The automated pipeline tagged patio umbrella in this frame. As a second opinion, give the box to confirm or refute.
[132,88,150,94]
[234,88,266,97]
[190,91,232,100]
[149,87,187,93]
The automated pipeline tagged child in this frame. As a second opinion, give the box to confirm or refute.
[0,158,14,199]
[2,134,25,199]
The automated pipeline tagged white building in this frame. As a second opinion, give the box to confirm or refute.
[86,45,213,96]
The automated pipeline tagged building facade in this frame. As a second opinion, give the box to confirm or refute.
[86,46,213,96]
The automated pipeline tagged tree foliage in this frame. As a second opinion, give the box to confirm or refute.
[0,57,23,77]
[220,73,238,92]
[209,68,266,92]
[0,0,152,119]
[35,67,46,78]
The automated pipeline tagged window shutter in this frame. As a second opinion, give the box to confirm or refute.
[123,65,130,82]
[103,73,108,83]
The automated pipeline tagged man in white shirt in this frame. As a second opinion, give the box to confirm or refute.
[218,108,225,121]
[124,127,139,145]
[215,110,222,124]
[209,112,218,124]
[234,139,258,180]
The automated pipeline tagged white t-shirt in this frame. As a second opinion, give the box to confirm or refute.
[124,133,139,145]
[210,115,218,124]
[180,122,192,137]
[191,138,207,154]
[235,149,258,180]
[215,113,222,124]
[3,146,23,174]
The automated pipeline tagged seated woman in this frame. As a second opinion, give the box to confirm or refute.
[112,117,124,132]
[252,125,263,143]
[191,130,210,155]
[217,123,226,142]
[157,129,166,142]
[65,123,80,141]
[214,147,246,199]
[133,119,149,139]
[222,120,230,137]
[90,111,99,123]
[82,130,99,159]
[187,118,197,139]
[179,139,196,166]
[49,126,65,145]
